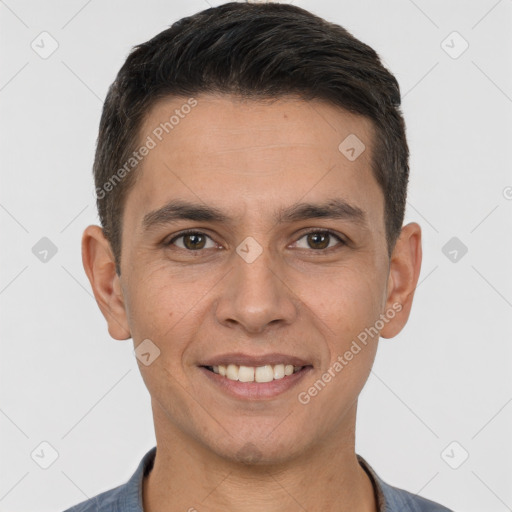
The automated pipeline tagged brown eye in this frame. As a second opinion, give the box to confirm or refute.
[307,232,330,250]
[294,230,344,251]
[183,233,206,250]
[168,231,215,251]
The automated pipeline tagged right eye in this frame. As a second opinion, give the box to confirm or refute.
[167,230,218,251]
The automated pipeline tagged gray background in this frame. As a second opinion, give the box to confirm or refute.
[1,1,511,511]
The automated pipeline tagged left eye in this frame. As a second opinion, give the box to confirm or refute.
[293,230,344,251]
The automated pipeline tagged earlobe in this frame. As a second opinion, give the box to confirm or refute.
[81,225,131,340]
[380,222,422,339]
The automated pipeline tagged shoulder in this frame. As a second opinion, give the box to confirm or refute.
[379,479,454,512]
[62,446,157,512]
[356,454,454,512]
[62,482,126,511]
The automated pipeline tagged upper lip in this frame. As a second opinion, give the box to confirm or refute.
[200,353,312,368]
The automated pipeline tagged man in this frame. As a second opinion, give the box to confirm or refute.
[65,2,453,511]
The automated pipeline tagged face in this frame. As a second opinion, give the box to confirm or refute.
[83,94,421,465]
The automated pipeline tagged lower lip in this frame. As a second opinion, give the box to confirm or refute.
[199,366,312,400]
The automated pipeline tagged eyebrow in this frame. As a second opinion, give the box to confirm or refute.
[142,198,367,231]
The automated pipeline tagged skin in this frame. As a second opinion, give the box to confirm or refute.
[82,94,422,512]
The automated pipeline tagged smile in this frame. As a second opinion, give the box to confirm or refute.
[205,363,303,383]
[200,363,312,400]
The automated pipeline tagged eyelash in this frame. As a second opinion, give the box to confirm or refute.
[166,229,346,253]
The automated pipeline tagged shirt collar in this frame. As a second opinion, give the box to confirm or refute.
[123,445,156,512]
[357,453,389,511]
[127,447,389,511]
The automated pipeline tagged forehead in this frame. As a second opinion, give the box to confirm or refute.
[124,93,382,234]
[140,93,375,156]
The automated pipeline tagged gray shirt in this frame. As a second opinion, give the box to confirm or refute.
[63,446,453,511]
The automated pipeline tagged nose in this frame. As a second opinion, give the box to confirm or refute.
[214,243,298,335]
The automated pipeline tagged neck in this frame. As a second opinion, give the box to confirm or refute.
[143,405,377,512]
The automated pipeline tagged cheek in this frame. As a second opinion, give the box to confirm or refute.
[297,269,382,428]
[124,262,188,348]
[127,267,197,408]
[317,264,385,342]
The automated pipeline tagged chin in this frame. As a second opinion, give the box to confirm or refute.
[210,434,307,467]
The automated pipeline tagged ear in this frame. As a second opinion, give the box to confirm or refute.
[380,222,422,339]
[81,225,131,340]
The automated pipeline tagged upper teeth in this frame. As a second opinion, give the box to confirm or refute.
[210,364,302,382]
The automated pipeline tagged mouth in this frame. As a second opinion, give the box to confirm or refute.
[198,354,313,400]
[202,363,305,382]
